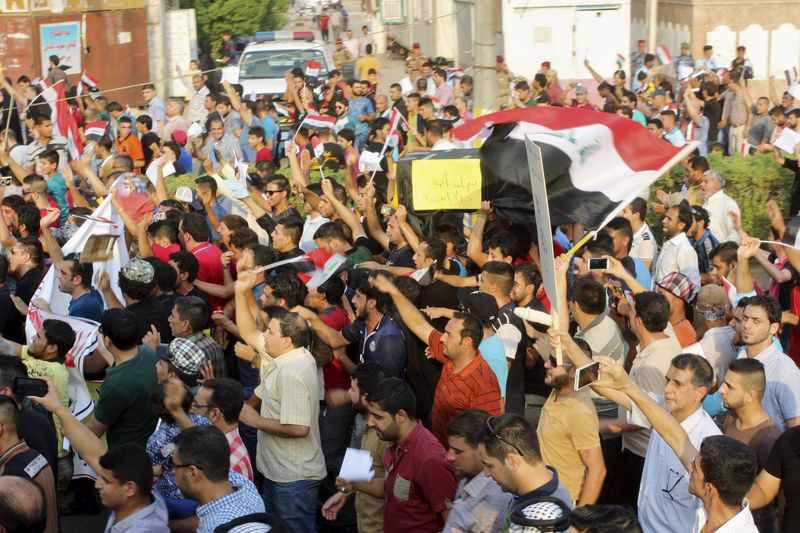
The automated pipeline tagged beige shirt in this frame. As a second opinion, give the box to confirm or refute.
[162,115,190,143]
[254,347,327,483]
[537,389,600,501]
[622,336,683,457]
[356,426,389,533]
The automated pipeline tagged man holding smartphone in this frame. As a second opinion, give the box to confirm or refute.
[536,337,606,506]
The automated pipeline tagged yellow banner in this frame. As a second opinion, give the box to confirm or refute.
[411,159,482,211]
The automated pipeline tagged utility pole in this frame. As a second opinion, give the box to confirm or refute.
[473,0,497,113]
[646,0,658,52]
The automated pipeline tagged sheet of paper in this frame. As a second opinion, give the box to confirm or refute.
[678,64,694,80]
[221,66,240,84]
[187,122,203,138]
[399,76,413,94]
[144,160,176,187]
[358,150,381,172]
[339,447,374,482]
[774,127,800,154]
[788,83,800,100]
[411,158,481,211]
[237,161,249,185]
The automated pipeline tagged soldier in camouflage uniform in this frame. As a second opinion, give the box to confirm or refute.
[333,38,353,72]
[495,55,514,109]
[406,43,429,83]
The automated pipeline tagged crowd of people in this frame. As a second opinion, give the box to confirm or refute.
[0,15,800,533]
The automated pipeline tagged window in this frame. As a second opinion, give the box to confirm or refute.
[239,49,329,80]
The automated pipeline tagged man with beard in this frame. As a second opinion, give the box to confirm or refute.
[652,205,700,289]
[536,339,605,506]
[363,378,457,533]
[321,363,389,533]
[296,274,407,378]
[719,358,780,532]
[348,80,375,150]
[190,116,242,166]
[442,409,512,533]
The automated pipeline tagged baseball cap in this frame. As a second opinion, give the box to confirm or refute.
[175,186,194,204]
[508,496,571,532]
[157,338,205,376]
[695,284,728,320]
[457,288,498,326]
[737,45,746,51]
[651,88,666,97]
[172,130,187,145]
[575,85,588,95]
[496,55,504,63]
[541,61,551,68]
[121,259,155,284]
[656,272,697,303]
[335,37,342,44]
[412,42,420,49]
[638,39,646,44]
[681,42,690,49]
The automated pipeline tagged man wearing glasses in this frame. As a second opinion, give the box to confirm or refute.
[478,413,573,510]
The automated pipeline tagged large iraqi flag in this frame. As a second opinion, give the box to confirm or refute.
[450,107,698,230]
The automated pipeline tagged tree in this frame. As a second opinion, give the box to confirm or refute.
[180,0,289,48]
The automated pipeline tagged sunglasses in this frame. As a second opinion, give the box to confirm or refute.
[264,189,287,196]
[485,416,524,456]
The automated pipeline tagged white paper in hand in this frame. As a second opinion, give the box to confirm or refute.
[221,66,240,84]
[399,76,413,94]
[774,127,800,154]
[339,447,374,482]
[284,140,300,155]
[678,64,694,80]
[788,83,800,100]
[358,150,381,173]
[187,122,204,138]
[145,160,176,187]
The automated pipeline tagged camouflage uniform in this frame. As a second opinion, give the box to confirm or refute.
[496,70,513,109]
[333,48,353,72]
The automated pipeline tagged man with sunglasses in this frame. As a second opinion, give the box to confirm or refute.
[478,413,573,510]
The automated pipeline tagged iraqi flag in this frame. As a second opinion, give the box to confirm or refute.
[450,107,697,230]
[306,59,321,82]
[302,113,337,130]
[40,78,84,158]
[84,120,109,141]
[77,70,99,96]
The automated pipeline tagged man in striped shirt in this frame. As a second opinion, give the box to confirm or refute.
[371,273,503,446]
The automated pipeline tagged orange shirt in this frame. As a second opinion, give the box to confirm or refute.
[428,329,503,446]
[674,318,698,348]
[116,134,145,174]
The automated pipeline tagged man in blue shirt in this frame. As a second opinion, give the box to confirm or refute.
[347,80,375,150]
[296,274,407,378]
[662,110,686,147]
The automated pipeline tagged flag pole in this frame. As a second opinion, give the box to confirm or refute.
[367,115,400,186]
[562,230,597,261]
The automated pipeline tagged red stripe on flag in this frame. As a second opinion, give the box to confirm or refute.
[303,114,337,129]
[450,107,687,172]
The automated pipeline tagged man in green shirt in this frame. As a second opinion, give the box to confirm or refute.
[90,309,159,449]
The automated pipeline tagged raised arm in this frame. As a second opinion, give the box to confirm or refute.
[292,305,350,349]
[466,202,492,267]
[72,155,110,198]
[584,60,606,85]
[394,205,420,252]
[234,270,269,351]
[371,273,435,343]
[321,177,366,240]
[363,182,390,251]
[735,237,759,294]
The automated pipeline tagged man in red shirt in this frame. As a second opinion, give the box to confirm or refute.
[178,212,225,311]
[361,377,457,533]
[319,8,330,42]
[372,273,503,446]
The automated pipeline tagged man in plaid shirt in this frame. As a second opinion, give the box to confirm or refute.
[163,377,253,480]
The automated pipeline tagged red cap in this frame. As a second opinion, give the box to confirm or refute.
[737,45,746,51]
[541,61,551,67]
[335,37,342,44]
[496,55,504,63]
[638,39,646,44]
[412,42,420,49]
[172,130,187,145]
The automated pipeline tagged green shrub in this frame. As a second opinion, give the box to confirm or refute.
[645,153,795,240]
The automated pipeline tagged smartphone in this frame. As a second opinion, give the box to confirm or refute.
[13,377,48,397]
[574,361,601,390]
[587,258,609,270]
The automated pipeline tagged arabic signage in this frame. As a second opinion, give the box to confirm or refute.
[39,21,80,75]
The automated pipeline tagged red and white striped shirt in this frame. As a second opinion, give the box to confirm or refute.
[226,428,254,481]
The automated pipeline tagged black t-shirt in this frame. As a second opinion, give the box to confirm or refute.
[0,286,16,341]
[493,301,528,415]
[18,406,58,476]
[140,131,160,168]
[766,427,800,530]
[8,268,44,343]
[386,244,415,268]
[308,141,346,171]
[127,297,171,343]
[704,98,722,141]
[522,298,552,397]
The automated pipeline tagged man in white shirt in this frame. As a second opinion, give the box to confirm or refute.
[589,354,759,533]
[653,205,701,288]
[737,295,800,431]
[701,169,740,243]
[178,70,210,124]
[343,29,360,58]
[622,198,657,270]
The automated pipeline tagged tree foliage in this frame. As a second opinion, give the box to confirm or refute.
[646,153,795,240]
[180,0,290,46]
